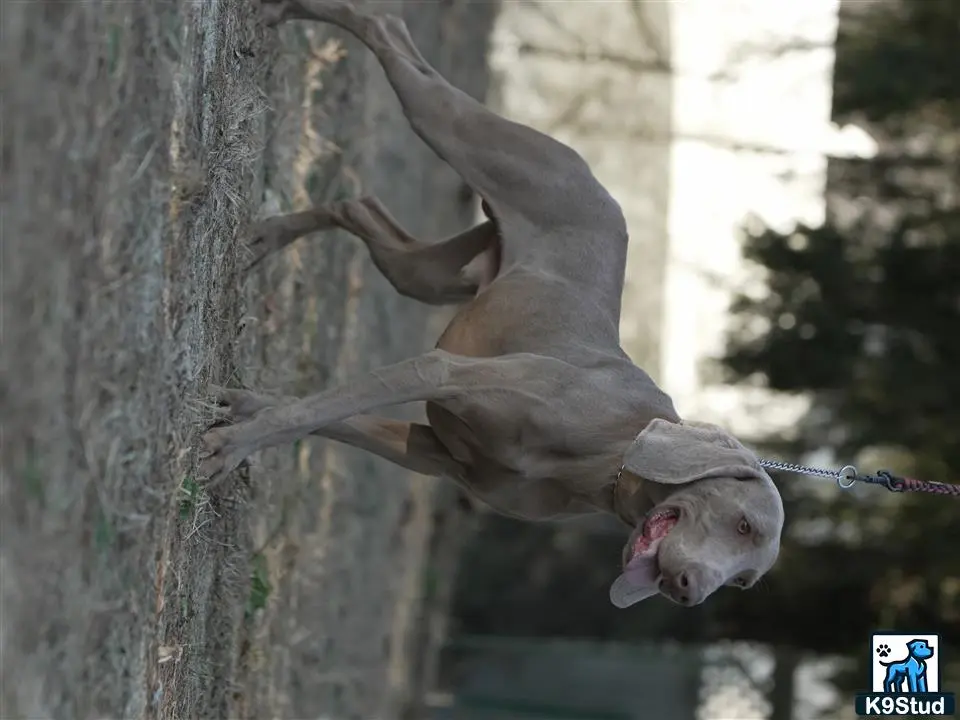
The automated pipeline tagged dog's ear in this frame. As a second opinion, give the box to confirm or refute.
[622,418,769,485]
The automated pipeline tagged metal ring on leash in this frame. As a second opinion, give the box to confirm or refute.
[837,465,858,489]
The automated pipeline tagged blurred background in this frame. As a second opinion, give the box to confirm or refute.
[2,0,956,719]
[431,1,960,719]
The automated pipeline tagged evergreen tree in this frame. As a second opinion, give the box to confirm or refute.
[719,0,960,693]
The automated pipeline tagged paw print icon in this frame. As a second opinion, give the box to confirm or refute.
[876,643,891,658]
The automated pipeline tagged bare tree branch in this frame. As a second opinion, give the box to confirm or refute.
[521,0,585,48]
[579,127,806,156]
[741,36,835,59]
[627,0,668,67]
[712,37,836,82]
[516,42,673,75]
[578,125,956,172]
[545,78,613,136]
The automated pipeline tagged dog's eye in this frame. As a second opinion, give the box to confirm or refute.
[734,577,749,588]
[737,518,751,535]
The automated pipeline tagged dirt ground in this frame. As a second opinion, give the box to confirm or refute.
[1,1,495,718]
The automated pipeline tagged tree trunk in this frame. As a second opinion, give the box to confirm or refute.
[769,647,799,720]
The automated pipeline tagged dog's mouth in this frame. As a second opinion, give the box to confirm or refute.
[610,508,679,609]
[626,507,680,568]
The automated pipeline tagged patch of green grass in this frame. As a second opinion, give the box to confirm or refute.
[293,27,312,54]
[21,450,44,504]
[422,563,440,600]
[245,553,272,617]
[179,476,201,520]
[305,163,336,202]
[159,7,182,62]
[106,24,121,75]
[94,510,116,552]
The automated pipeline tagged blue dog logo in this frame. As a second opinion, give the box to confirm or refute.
[879,638,935,693]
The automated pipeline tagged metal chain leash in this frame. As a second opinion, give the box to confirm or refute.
[758,458,960,497]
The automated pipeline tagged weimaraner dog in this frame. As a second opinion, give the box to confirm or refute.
[202,0,785,608]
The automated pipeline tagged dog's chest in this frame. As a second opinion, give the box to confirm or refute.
[422,359,666,518]
[426,400,562,480]
[424,393,622,520]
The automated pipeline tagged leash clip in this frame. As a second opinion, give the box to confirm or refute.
[877,470,906,493]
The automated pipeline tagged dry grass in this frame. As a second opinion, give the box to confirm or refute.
[2,1,266,717]
[0,0,499,717]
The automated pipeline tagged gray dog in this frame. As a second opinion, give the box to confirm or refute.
[201,0,785,608]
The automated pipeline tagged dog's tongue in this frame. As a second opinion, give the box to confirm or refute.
[609,547,660,608]
[609,513,677,609]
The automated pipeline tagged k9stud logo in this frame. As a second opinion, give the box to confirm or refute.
[854,633,955,717]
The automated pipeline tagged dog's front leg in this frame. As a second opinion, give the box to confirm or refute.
[200,350,526,483]
[209,386,465,479]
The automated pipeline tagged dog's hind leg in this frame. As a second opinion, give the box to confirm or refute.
[261,1,621,230]
[247,196,498,305]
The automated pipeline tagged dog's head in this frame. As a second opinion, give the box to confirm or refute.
[906,639,935,660]
[609,419,784,608]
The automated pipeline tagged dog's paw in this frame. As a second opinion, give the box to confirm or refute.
[199,386,277,483]
[877,643,891,658]
[199,424,253,485]
[210,384,278,421]
[245,216,297,271]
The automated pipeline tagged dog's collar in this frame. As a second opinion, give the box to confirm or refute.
[611,426,653,526]
[611,465,644,527]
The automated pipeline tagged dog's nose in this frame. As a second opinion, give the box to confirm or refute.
[659,570,704,606]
